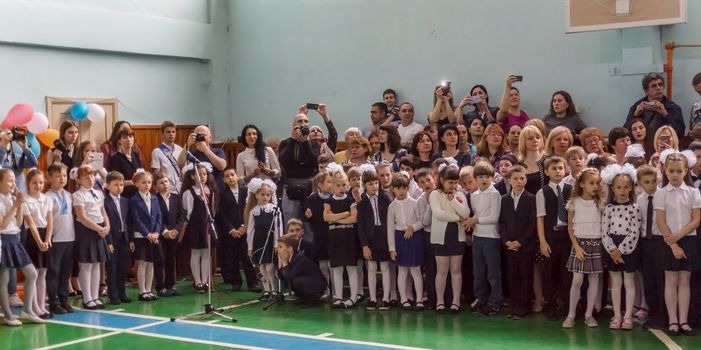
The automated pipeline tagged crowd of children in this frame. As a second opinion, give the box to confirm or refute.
[2,135,701,340]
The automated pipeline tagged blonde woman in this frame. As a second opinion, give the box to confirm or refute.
[544,126,573,158]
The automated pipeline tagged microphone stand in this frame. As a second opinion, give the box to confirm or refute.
[262,206,285,310]
[188,154,237,323]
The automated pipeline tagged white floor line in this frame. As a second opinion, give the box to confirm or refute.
[649,329,684,350]
[35,331,122,350]
[205,320,219,324]
[123,329,272,350]
[35,320,170,350]
[111,308,125,312]
[315,332,334,338]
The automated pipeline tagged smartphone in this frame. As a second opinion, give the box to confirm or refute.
[89,152,104,171]
[306,103,319,110]
[644,101,656,110]
[470,95,482,104]
[514,75,523,82]
[660,135,671,144]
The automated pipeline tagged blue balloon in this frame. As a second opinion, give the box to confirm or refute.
[27,133,41,158]
[70,102,89,121]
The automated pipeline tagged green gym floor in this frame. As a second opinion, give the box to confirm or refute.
[1,279,699,350]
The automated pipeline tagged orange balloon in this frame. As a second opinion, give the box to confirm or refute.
[36,128,59,147]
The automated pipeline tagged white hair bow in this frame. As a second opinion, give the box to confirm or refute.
[358,163,376,176]
[437,163,458,173]
[586,153,598,164]
[326,162,344,174]
[601,163,637,185]
[625,144,645,158]
[182,161,213,175]
[248,177,277,194]
[69,164,94,180]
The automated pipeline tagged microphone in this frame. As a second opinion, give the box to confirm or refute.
[186,151,201,164]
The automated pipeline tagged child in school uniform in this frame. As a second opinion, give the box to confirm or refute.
[103,171,133,305]
[562,168,604,329]
[636,165,666,329]
[600,164,641,330]
[215,168,259,293]
[304,172,332,298]
[416,168,437,309]
[494,154,517,195]
[72,165,110,310]
[179,162,217,293]
[429,164,470,314]
[46,164,75,315]
[324,170,360,309]
[387,174,425,311]
[245,178,283,300]
[536,156,573,321]
[22,169,53,319]
[562,146,586,187]
[345,165,365,302]
[0,169,43,326]
[499,165,537,319]
[356,166,392,310]
[654,150,701,336]
[130,171,164,302]
[466,162,503,316]
[459,165,477,305]
[153,172,182,296]
[398,155,423,199]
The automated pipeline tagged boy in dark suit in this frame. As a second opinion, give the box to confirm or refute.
[535,156,572,321]
[153,172,181,296]
[216,168,259,292]
[499,165,536,319]
[104,171,133,305]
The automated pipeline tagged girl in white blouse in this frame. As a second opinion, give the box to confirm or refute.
[72,165,110,310]
[429,164,470,314]
[600,164,640,330]
[0,169,43,326]
[22,170,54,319]
[563,168,603,329]
[654,150,701,336]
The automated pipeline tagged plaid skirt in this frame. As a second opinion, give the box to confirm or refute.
[566,238,604,274]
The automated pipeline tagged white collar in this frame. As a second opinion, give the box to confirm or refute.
[511,189,524,200]
[109,193,120,200]
[475,185,496,195]
[548,181,563,190]
[332,193,347,200]
[663,183,690,192]
[139,191,151,201]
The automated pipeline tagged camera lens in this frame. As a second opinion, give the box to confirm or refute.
[300,126,310,136]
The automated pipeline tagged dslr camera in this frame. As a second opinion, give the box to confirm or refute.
[298,125,310,136]
[195,133,206,142]
[11,126,27,142]
[53,139,69,153]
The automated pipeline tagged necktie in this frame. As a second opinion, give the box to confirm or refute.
[233,190,238,205]
[114,197,124,233]
[557,185,567,223]
[646,195,653,238]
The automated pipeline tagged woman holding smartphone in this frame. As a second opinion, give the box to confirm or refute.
[649,126,679,168]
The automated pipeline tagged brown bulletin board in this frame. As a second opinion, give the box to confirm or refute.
[566,0,687,33]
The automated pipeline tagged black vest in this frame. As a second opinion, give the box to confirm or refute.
[542,183,572,239]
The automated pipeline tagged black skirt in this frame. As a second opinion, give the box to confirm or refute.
[75,222,108,263]
[133,237,164,263]
[605,235,640,273]
[24,227,49,268]
[663,236,701,272]
[0,233,32,268]
[433,223,465,257]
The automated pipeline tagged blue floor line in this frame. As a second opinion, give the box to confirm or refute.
[52,309,413,350]
[139,322,407,350]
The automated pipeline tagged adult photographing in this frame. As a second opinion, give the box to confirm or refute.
[177,125,227,190]
[279,113,318,221]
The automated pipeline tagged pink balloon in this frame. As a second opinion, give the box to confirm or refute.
[2,103,34,128]
[26,112,49,134]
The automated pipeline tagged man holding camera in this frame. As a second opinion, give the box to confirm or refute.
[625,72,685,138]
[279,113,318,222]
[0,127,38,193]
[177,125,227,189]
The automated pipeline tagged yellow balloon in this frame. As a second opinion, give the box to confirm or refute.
[36,128,59,147]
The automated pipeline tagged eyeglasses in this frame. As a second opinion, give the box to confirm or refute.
[585,137,601,145]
